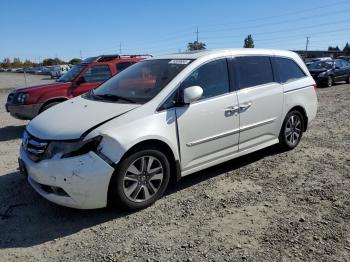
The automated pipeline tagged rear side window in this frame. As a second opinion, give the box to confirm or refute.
[274,57,306,83]
[180,59,229,100]
[83,65,112,83]
[236,56,274,89]
[116,62,134,72]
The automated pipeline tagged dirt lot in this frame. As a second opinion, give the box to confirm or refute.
[0,83,349,261]
[0,72,53,90]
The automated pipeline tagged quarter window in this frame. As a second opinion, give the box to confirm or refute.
[180,59,229,100]
[236,56,274,89]
[274,57,306,83]
[116,62,134,72]
[83,65,112,83]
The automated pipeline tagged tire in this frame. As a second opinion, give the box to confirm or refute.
[108,148,171,210]
[326,76,333,87]
[279,110,304,150]
[40,102,61,113]
[346,74,350,84]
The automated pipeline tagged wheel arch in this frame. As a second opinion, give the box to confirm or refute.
[39,97,68,112]
[287,105,308,131]
[106,138,181,207]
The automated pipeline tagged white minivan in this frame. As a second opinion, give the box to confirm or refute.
[19,49,318,210]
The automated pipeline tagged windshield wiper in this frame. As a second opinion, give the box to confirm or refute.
[92,92,136,104]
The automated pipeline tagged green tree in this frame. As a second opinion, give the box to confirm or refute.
[23,59,33,68]
[42,58,55,66]
[68,58,82,65]
[244,34,254,48]
[53,57,64,65]
[187,41,206,51]
[343,42,350,55]
[42,57,65,66]
[1,58,11,69]
[12,57,23,68]
[328,46,340,51]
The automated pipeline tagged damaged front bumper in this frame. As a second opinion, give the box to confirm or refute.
[20,146,114,209]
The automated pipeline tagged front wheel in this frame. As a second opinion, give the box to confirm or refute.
[326,76,333,87]
[40,101,61,113]
[279,111,304,150]
[108,148,170,210]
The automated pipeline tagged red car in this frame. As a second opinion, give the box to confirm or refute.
[6,54,150,120]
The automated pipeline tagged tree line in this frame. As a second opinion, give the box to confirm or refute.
[187,34,255,51]
[0,57,82,69]
[328,42,350,53]
[2,36,350,67]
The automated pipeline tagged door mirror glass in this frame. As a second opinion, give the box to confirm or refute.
[183,86,203,104]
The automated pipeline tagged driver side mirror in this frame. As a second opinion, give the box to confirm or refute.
[76,76,86,85]
[183,86,203,104]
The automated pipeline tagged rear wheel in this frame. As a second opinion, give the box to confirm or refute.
[279,110,304,150]
[108,148,170,210]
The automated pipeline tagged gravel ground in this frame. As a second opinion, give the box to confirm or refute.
[0,83,349,261]
[0,72,54,90]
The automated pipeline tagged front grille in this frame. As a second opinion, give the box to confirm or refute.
[22,131,48,162]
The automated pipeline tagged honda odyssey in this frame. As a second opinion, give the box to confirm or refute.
[19,49,318,210]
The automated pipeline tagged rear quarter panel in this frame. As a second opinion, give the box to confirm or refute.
[283,77,318,126]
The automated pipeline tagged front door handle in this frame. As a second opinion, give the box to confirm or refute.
[225,106,239,113]
[224,106,239,117]
[239,102,252,111]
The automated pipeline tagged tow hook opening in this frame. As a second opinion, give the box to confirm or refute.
[39,183,69,197]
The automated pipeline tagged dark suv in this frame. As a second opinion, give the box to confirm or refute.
[6,54,151,120]
[308,59,350,87]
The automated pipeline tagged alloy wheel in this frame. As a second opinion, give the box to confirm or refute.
[284,114,302,146]
[122,156,164,203]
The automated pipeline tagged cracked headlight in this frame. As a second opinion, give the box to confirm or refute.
[45,136,102,159]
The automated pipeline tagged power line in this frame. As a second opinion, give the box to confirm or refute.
[81,2,350,55]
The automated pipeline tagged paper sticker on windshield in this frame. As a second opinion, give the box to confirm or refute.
[169,60,191,65]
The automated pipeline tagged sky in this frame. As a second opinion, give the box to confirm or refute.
[0,0,349,62]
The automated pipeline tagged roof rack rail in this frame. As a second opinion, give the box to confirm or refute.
[82,54,153,63]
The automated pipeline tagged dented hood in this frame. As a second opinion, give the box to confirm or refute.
[27,96,139,140]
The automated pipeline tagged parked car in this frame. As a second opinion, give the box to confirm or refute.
[308,59,350,87]
[338,56,350,62]
[18,49,318,210]
[6,54,150,120]
[50,65,70,79]
[305,57,332,67]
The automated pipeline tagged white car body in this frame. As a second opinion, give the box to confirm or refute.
[20,49,318,209]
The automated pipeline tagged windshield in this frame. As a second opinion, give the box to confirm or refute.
[309,61,334,70]
[57,64,86,82]
[90,59,192,104]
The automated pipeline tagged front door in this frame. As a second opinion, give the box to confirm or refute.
[175,59,239,172]
[71,64,112,97]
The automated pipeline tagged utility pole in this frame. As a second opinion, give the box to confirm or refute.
[195,27,199,42]
[119,42,122,54]
[79,49,83,60]
[305,36,310,58]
